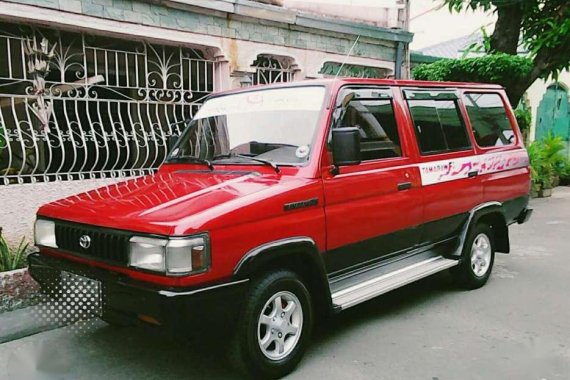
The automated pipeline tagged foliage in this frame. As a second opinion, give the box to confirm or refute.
[541,132,569,178]
[442,0,570,106]
[514,107,532,140]
[461,27,491,57]
[527,132,569,189]
[412,53,533,91]
[0,236,29,272]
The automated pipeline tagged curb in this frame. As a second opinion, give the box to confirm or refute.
[0,305,64,344]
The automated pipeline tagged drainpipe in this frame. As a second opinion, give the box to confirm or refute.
[395,42,404,79]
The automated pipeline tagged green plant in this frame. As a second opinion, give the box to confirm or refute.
[514,107,532,143]
[541,132,568,179]
[412,53,533,106]
[0,236,29,272]
[443,0,570,106]
[527,140,543,185]
[527,133,570,192]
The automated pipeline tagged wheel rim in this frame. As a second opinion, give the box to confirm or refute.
[470,233,492,277]
[257,290,303,361]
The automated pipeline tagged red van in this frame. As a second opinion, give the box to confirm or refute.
[30,79,532,378]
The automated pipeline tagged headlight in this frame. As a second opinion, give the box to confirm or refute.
[34,219,57,248]
[128,234,210,275]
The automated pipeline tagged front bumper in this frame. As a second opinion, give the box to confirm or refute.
[28,253,248,331]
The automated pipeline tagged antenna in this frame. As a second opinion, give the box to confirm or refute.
[334,35,360,80]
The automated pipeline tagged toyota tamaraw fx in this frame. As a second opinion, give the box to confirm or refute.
[30,79,532,378]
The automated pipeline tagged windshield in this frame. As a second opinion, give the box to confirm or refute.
[166,86,326,166]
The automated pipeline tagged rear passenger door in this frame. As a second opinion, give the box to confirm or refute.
[403,89,483,246]
[462,91,530,221]
[323,87,423,274]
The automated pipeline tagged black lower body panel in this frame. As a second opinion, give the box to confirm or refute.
[27,253,249,334]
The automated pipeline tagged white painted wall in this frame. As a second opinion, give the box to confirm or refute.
[0,179,118,246]
[282,0,405,28]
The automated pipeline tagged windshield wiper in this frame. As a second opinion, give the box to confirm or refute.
[213,153,280,173]
[166,156,214,171]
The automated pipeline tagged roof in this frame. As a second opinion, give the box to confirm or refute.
[210,78,504,98]
[419,33,528,59]
[419,34,482,59]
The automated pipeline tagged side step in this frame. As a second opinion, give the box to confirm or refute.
[331,256,459,310]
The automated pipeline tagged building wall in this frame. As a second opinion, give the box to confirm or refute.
[0,179,116,245]
[0,0,412,245]
[282,0,407,29]
[2,0,409,78]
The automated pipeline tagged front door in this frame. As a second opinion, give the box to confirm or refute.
[322,87,423,275]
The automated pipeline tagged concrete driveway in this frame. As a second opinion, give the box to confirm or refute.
[1,188,569,380]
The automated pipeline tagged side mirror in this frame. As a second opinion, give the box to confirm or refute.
[332,127,361,167]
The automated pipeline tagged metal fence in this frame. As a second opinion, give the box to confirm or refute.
[0,22,215,185]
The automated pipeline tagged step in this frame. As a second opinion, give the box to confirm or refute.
[331,256,459,310]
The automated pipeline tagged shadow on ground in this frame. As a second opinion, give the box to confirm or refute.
[48,271,460,379]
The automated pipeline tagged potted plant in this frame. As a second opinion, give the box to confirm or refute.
[542,133,568,189]
[527,141,543,198]
[0,235,29,272]
[528,134,570,198]
[539,170,553,198]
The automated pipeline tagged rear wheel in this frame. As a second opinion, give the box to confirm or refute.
[229,270,313,379]
[451,223,495,289]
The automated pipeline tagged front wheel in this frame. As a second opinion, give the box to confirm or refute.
[229,270,313,379]
[451,223,495,289]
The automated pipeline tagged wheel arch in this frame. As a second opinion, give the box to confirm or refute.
[472,208,510,253]
[453,202,510,257]
[233,237,333,318]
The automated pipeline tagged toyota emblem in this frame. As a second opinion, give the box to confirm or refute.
[79,235,91,249]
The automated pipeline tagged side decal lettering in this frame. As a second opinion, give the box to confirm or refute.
[419,150,529,186]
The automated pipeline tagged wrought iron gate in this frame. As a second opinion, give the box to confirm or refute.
[252,55,295,85]
[0,22,216,185]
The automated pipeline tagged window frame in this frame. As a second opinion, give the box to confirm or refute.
[461,90,518,151]
[404,89,473,156]
[328,86,410,168]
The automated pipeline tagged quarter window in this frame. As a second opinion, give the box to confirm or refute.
[340,99,402,160]
[407,96,471,154]
[463,93,514,147]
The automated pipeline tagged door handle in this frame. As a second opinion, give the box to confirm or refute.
[397,182,412,191]
[468,170,479,178]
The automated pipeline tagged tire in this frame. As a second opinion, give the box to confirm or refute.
[229,270,313,379]
[451,223,495,290]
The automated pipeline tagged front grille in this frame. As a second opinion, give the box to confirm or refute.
[54,223,131,264]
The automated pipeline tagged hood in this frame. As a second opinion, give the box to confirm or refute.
[38,169,315,235]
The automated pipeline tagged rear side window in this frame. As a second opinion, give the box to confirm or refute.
[406,94,471,154]
[341,99,402,160]
[463,93,514,147]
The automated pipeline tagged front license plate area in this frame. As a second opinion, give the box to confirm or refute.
[60,271,103,319]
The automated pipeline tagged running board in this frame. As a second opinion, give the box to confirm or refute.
[331,256,459,310]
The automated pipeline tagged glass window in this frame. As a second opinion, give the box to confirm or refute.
[168,86,325,165]
[340,99,402,160]
[407,98,471,154]
[463,93,514,147]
